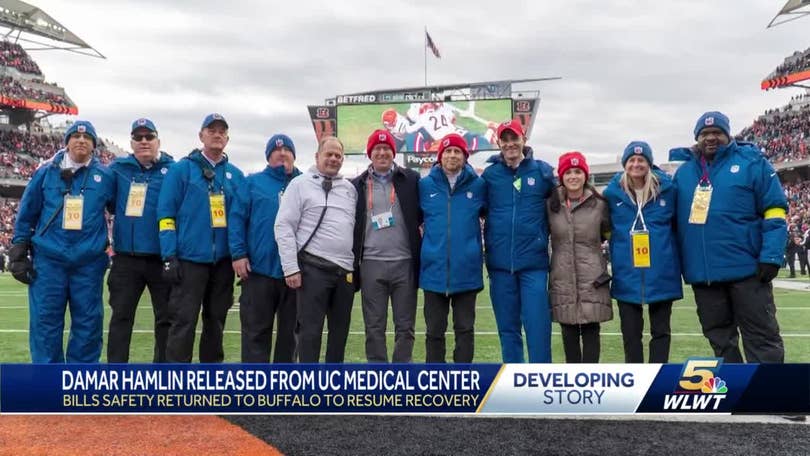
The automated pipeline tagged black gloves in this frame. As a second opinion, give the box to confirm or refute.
[757,263,779,283]
[162,257,182,284]
[8,242,34,285]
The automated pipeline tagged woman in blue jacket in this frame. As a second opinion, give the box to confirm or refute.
[419,134,486,363]
[603,141,682,363]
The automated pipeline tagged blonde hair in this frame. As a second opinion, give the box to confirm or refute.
[620,170,660,205]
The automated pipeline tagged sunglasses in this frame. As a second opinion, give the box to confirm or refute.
[132,133,157,142]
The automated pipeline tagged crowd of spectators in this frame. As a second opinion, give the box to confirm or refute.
[0,130,116,180]
[768,47,810,79]
[785,180,810,235]
[1,77,73,108]
[0,41,42,76]
[737,101,810,163]
[0,197,18,256]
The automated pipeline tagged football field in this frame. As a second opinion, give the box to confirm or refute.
[0,271,807,363]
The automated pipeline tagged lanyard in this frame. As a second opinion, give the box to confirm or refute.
[66,167,91,196]
[630,200,648,233]
[698,156,711,186]
[367,177,396,212]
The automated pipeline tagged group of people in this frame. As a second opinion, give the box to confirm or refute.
[737,101,810,164]
[0,41,42,76]
[7,110,789,366]
[768,47,810,80]
[0,77,73,108]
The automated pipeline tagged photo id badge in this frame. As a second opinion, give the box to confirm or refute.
[371,211,394,230]
[62,195,84,230]
[209,193,227,228]
[125,182,148,217]
[688,185,712,225]
[631,230,651,268]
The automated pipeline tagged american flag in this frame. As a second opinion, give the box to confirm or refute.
[426,31,441,59]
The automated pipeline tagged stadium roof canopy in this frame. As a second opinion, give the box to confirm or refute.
[767,0,810,27]
[0,0,104,58]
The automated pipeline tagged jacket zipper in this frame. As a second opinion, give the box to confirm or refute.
[446,176,453,296]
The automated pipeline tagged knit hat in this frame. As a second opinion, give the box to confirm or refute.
[131,118,157,134]
[694,111,730,140]
[496,119,525,139]
[64,120,97,148]
[265,134,296,159]
[621,141,654,167]
[366,129,397,158]
[557,151,589,181]
[437,133,469,164]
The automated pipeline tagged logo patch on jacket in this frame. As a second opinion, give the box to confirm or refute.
[226,172,232,179]
[730,165,739,173]
[527,177,536,186]
[161,167,168,175]
[467,191,473,199]
[93,174,101,183]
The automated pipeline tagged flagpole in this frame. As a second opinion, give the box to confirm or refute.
[424,26,427,87]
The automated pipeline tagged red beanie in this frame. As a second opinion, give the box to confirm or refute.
[437,133,469,164]
[557,151,589,181]
[366,129,397,158]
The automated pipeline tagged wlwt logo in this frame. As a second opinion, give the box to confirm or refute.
[663,358,728,411]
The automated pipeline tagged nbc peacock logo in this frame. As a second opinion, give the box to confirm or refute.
[701,377,728,394]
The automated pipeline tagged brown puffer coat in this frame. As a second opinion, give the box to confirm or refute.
[547,186,612,325]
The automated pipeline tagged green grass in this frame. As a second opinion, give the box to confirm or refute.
[336,100,511,154]
[0,272,807,363]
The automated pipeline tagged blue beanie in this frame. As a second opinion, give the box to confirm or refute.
[64,120,97,148]
[621,141,654,167]
[265,134,295,159]
[694,111,730,140]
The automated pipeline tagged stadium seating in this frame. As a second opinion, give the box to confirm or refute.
[737,97,810,163]
[0,41,42,76]
[767,47,810,79]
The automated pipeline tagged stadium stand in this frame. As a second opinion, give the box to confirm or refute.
[767,47,810,79]
[736,97,810,163]
[0,40,42,75]
[0,76,73,108]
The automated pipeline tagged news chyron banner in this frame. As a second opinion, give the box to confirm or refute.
[0,360,807,414]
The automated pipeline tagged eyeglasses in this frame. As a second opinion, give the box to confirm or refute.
[132,133,157,142]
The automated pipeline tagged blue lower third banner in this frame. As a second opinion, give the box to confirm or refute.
[0,361,807,414]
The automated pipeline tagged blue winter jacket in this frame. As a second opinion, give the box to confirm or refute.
[157,149,246,263]
[482,147,556,272]
[110,152,174,256]
[603,169,683,304]
[13,150,115,265]
[419,164,487,294]
[228,164,301,279]
[669,141,787,284]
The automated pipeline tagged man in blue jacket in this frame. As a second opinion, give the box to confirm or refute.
[9,120,115,363]
[107,118,174,363]
[482,119,556,363]
[419,133,486,363]
[229,134,301,363]
[670,111,787,363]
[157,113,246,363]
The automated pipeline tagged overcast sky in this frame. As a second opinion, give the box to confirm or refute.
[20,0,810,174]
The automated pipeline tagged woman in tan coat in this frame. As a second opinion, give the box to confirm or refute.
[547,151,612,363]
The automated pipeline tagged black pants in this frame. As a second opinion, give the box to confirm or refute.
[617,300,673,363]
[786,249,808,276]
[165,258,234,363]
[239,273,296,363]
[692,276,784,363]
[560,323,600,363]
[296,259,354,363]
[107,254,172,363]
[424,290,477,363]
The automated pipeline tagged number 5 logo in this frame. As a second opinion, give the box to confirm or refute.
[678,358,722,391]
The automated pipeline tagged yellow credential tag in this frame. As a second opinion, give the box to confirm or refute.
[513,177,522,192]
[346,273,353,284]
[631,231,651,268]
[125,182,148,217]
[209,193,227,228]
[688,186,712,225]
[62,195,84,230]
